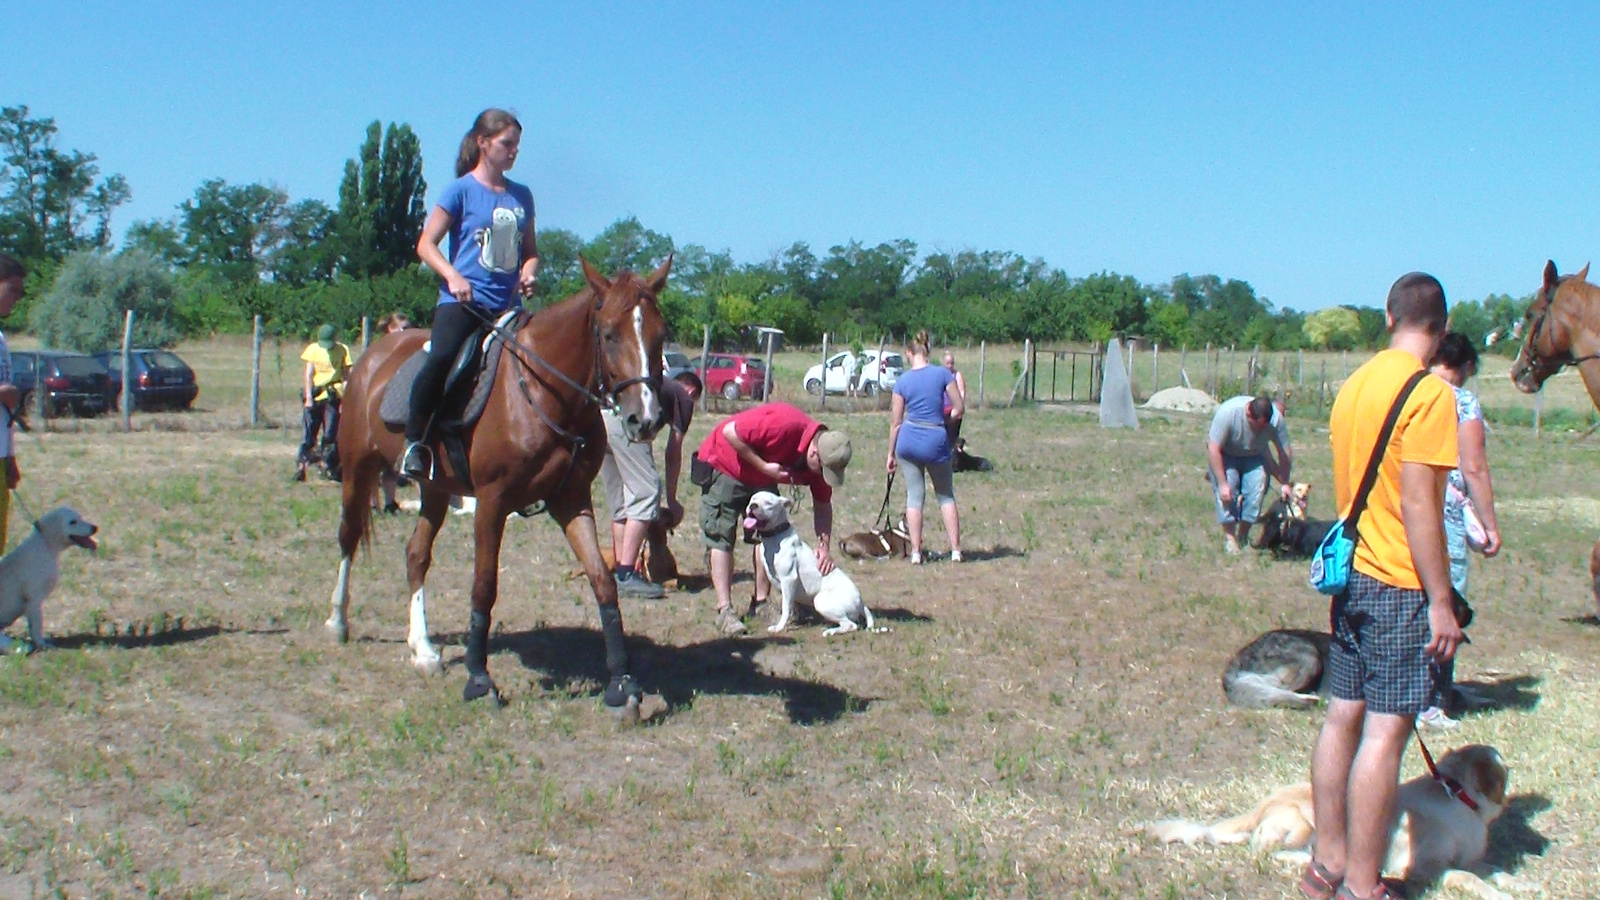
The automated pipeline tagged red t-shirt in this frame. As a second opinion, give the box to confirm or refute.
[697,402,832,502]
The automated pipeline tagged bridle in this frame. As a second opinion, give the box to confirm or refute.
[459,287,663,427]
[1519,281,1600,377]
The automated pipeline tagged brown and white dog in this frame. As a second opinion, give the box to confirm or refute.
[838,520,911,560]
[1145,744,1529,899]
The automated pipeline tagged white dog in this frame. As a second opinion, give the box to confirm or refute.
[0,506,98,652]
[743,491,877,636]
[1146,743,1530,899]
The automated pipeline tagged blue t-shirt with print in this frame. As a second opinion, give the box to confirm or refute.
[893,365,956,464]
[435,174,535,311]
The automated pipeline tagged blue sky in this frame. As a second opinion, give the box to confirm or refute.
[9,2,1596,311]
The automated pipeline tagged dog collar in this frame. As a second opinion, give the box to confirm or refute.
[1415,732,1480,811]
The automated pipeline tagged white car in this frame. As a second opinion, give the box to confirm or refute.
[803,350,905,396]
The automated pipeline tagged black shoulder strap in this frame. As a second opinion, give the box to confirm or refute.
[1345,369,1430,534]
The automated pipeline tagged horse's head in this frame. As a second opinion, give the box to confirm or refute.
[1511,260,1590,393]
[583,255,673,442]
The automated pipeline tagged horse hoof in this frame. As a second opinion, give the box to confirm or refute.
[412,654,444,677]
[324,619,348,644]
[604,674,644,708]
[609,694,641,725]
[463,672,501,704]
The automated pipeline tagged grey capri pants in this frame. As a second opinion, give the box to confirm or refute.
[898,456,956,509]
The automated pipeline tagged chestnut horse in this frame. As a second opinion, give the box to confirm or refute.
[1510,259,1600,618]
[328,258,672,708]
[1510,260,1600,407]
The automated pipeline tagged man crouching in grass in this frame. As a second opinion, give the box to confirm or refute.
[1206,394,1293,554]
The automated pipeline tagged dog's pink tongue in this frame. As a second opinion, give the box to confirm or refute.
[72,534,98,552]
[742,516,759,531]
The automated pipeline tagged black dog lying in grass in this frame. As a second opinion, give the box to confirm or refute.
[1253,495,1333,559]
[951,438,994,473]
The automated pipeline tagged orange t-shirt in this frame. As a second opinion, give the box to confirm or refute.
[1329,348,1458,590]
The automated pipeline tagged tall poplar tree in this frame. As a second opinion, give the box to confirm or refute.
[336,121,426,278]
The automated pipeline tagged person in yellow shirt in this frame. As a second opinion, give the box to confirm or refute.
[1299,273,1464,900]
[297,324,351,481]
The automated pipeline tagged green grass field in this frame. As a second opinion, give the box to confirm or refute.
[0,337,1595,898]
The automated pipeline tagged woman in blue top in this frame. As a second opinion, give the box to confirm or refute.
[401,108,540,478]
[887,331,964,563]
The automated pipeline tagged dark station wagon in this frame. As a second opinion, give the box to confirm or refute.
[93,349,199,411]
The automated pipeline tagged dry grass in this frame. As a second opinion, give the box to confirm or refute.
[0,339,1595,897]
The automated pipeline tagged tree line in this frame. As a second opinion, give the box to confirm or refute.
[1,103,1532,353]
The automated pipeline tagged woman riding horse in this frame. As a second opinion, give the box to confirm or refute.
[330,257,672,710]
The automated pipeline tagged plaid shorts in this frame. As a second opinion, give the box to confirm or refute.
[1326,570,1434,715]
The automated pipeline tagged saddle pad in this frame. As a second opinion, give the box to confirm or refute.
[378,310,525,428]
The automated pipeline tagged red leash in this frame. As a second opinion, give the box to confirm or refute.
[1414,730,1479,811]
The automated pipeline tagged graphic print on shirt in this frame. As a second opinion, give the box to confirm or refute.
[476,204,524,274]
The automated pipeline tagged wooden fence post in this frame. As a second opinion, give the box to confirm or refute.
[1152,342,1160,392]
[818,333,828,411]
[977,341,986,409]
[699,324,712,412]
[120,309,134,432]
[250,315,263,428]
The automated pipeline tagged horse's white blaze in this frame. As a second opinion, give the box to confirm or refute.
[408,587,440,668]
[632,305,658,424]
[326,556,352,639]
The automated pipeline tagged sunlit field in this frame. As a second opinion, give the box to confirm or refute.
[0,337,1595,897]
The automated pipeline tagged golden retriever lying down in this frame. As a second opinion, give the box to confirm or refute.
[1144,744,1534,899]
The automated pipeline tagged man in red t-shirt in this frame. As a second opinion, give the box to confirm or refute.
[696,403,852,634]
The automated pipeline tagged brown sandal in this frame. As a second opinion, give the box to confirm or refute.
[1300,860,1343,900]
[1335,882,1403,900]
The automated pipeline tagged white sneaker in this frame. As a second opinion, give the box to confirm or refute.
[1224,535,1241,555]
[1417,707,1461,731]
[908,551,923,564]
[949,549,962,562]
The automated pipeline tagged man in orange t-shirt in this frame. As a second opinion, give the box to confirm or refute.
[1299,273,1464,900]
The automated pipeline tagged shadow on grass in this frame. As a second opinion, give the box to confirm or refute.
[1559,614,1600,628]
[1484,793,1553,872]
[51,624,233,651]
[958,545,1026,562]
[1456,673,1542,714]
[452,625,870,726]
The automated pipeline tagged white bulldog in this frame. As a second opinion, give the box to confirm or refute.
[743,491,877,636]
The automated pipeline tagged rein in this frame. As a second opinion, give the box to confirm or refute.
[1414,730,1480,812]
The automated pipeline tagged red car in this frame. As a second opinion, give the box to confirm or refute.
[690,353,769,401]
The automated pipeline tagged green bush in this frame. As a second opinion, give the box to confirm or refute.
[32,250,180,351]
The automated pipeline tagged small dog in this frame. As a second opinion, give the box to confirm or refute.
[598,518,680,589]
[838,519,911,559]
[951,438,994,473]
[0,506,99,652]
[743,491,877,635]
[1222,629,1330,709]
[1145,744,1520,899]
[1254,484,1334,558]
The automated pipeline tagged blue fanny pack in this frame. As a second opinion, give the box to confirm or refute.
[1309,370,1428,596]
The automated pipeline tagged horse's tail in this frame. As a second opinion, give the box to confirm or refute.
[337,459,379,559]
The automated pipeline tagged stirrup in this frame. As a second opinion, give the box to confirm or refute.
[400,441,434,480]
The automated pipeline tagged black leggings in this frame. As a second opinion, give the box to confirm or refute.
[406,301,489,441]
